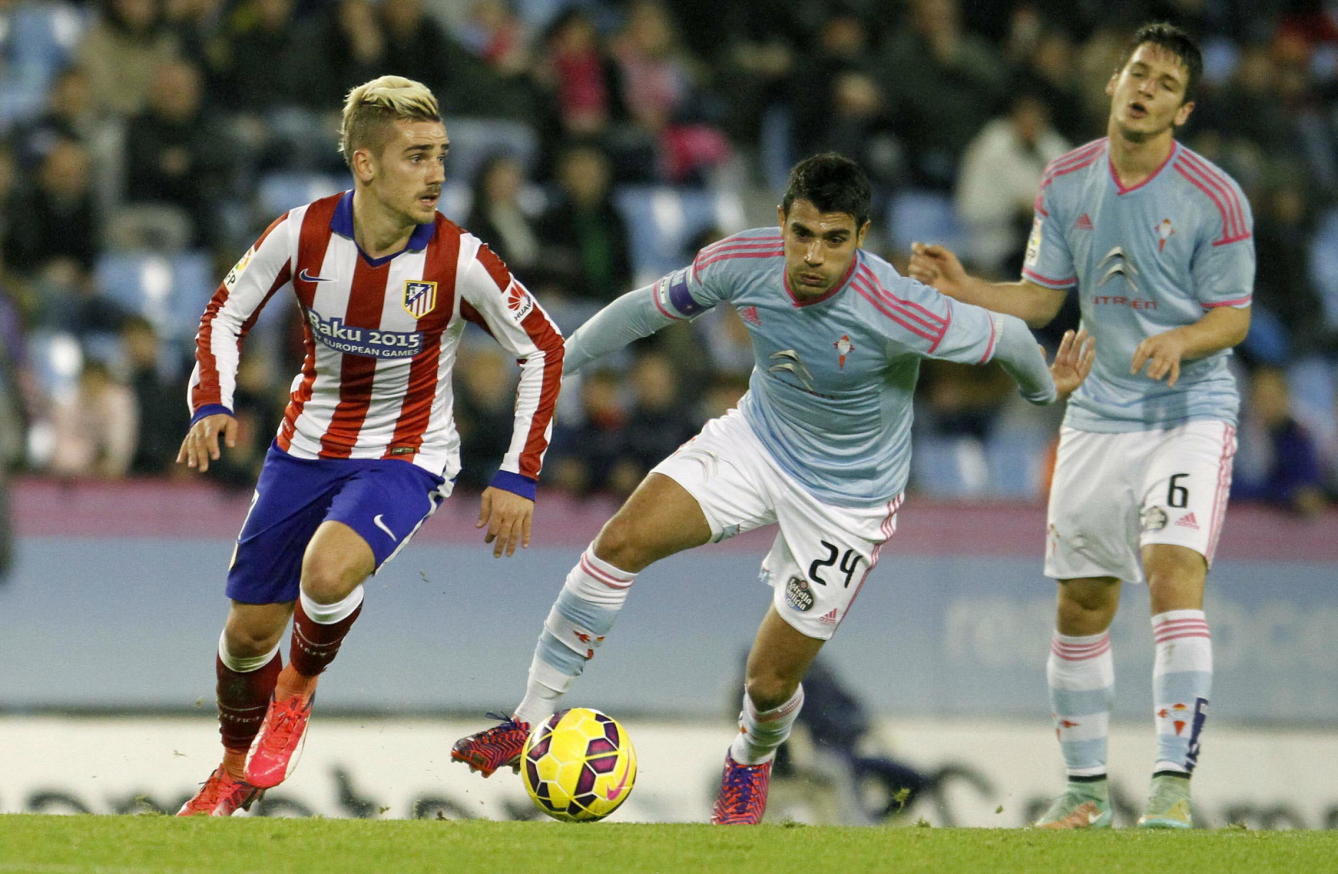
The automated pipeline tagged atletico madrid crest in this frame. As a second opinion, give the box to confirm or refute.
[403,280,438,318]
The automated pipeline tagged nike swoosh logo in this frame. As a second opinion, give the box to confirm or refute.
[298,268,334,282]
[603,768,630,801]
[372,514,397,541]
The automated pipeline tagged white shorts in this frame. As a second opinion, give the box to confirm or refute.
[1044,420,1237,583]
[650,409,901,641]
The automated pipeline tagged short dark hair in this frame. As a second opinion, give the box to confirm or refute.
[781,153,871,229]
[1119,22,1203,103]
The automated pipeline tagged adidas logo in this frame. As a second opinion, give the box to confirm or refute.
[818,608,839,625]
[1174,512,1200,530]
[1074,213,1094,231]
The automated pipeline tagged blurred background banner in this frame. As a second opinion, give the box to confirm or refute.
[3,480,1335,723]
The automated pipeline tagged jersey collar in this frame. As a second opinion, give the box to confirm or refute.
[782,251,861,307]
[331,190,438,265]
[1108,139,1179,195]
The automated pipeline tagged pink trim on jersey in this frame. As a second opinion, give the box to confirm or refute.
[836,494,902,631]
[319,248,391,458]
[849,268,947,347]
[1051,633,1111,660]
[580,551,633,589]
[382,222,460,463]
[1174,153,1251,245]
[1022,266,1077,288]
[192,213,290,412]
[694,237,784,272]
[1039,139,1106,188]
[1202,295,1252,310]
[1109,141,1177,195]
[1206,423,1236,563]
[978,315,999,364]
[278,197,340,451]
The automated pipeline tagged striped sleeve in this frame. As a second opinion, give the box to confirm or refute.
[186,212,295,419]
[1175,152,1256,310]
[458,241,564,492]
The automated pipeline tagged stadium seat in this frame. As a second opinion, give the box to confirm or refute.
[442,117,539,187]
[0,2,87,131]
[95,250,217,346]
[256,172,348,218]
[614,186,747,284]
[885,189,967,256]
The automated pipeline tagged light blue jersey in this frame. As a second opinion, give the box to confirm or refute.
[645,228,1032,507]
[1023,138,1255,432]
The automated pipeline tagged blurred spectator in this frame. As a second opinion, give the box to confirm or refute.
[788,7,903,191]
[1009,26,1091,144]
[533,8,620,140]
[13,66,107,172]
[1234,366,1329,517]
[202,353,283,489]
[454,0,540,119]
[288,0,389,111]
[546,367,637,497]
[45,359,138,479]
[121,59,236,247]
[453,340,519,491]
[538,142,633,302]
[617,349,697,479]
[76,0,181,117]
[120,315,181,475]
[610,0,730,183]
[1248,176,1330,361]
[4,137,99,278]
[164,0,228,64]
[955,93,1070,277]
[466,153,543,277]
[879,0,1009,189]
[214,0,303,113]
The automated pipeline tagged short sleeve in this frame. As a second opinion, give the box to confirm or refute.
[1021,186,1077,289]
[1193,192,1255,310]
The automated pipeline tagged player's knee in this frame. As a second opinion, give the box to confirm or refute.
[1056,586,1117,633]
[300,557,364,605]
[744,672,797,713]
[591,515,652,573]
[223,619,284,658]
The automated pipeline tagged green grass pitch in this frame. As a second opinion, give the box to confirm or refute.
[2,816,1336,874]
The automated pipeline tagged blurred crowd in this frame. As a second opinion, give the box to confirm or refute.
[1,0,1336,555]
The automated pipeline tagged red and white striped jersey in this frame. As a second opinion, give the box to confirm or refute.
[188,191,564,490]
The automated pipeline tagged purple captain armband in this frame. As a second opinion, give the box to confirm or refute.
[489,470,537,501]
[666,275,707,317]
[190,404,234,426]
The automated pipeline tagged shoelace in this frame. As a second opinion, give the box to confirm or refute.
[264,700,304,748]
[721,765,763,810]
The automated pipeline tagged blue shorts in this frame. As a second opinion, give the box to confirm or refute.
[226,444,448,604]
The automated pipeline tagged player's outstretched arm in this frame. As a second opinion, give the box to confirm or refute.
[909,242,1066,329]
[176,413,238,473]
[563,284,689,375]
[1047,328,1095,399]
[477,486,534,558]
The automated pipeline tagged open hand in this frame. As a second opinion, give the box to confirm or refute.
[1048,328,1095,399]
[477,486,535,558]
[908,242,967,297]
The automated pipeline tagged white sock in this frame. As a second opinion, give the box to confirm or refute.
[1048,630,1115,778]
[1151,609,1212,774]
[728,686,805,765]
[513,547,636,727]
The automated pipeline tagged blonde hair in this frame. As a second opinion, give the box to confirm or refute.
[339,75,441,167]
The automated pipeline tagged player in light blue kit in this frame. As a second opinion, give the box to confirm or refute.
[910,23,1253,829]
[452,153,1094,824]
